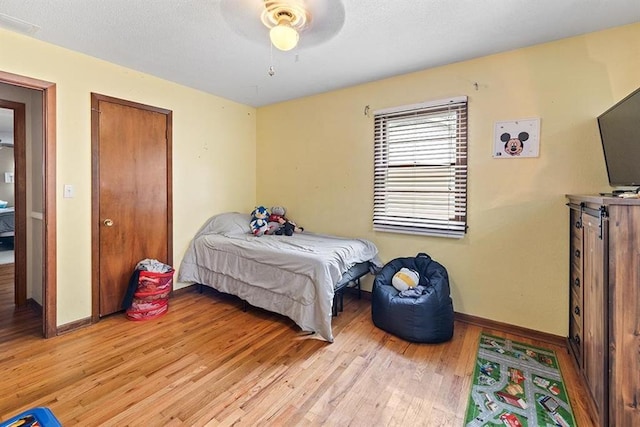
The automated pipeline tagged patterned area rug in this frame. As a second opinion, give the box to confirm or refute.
[464,333,576,427]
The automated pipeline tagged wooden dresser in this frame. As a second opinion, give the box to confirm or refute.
[567,195,640,426]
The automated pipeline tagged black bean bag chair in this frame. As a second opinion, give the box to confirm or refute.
[372,252,454,343]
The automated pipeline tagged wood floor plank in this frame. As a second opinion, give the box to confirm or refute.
[0,274,598,426]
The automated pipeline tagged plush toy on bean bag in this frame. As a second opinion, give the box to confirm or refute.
[250,206,270,236]
[392,267,420,292]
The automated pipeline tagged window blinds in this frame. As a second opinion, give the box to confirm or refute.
[373,96,468,238]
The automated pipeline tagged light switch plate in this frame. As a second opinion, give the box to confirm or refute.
[63,184,74,198]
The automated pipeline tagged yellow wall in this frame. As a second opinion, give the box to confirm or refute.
[257,23,640,336]
[0,29,257,325]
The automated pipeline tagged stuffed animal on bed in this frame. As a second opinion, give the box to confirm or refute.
[250,206,270,236]
[269,206,286,223]
[266,206,286,235]
[266,206,304,236]
[275,219,304,236]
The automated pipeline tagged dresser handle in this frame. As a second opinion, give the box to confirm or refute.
[574,306,580,316]
[574,334,580,345]
[575,249,580,258]
[575,220,582,229]
[574,278,580,287]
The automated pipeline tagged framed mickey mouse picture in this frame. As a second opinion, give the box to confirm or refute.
[492,118,540,158]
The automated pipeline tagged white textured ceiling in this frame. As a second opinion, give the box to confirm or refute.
[0,0,639,107]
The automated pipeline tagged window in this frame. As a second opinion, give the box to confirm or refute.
[373,96,468,238]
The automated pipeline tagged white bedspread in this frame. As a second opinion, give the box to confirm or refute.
[178,213,382,342]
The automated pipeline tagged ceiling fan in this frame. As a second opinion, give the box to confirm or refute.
[220,0,345,51]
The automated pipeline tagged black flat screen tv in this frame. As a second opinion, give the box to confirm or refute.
[597,87,640,189]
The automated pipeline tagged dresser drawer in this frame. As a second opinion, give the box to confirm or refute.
[570,270,582,304]
[570,209,582,237]
[570,210,583,268]
[570,234,582,271]
[570,283,583,369]
[571,286,582,313]
[569,317,582,368]
[570,268,582,291]
[567,202,584,370]
[571,299,582,324]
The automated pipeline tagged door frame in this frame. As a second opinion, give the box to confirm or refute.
[90,93,173,322]
[0,70,57,338]
[0,99,27,307]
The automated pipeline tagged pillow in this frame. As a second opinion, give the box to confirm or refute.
[203,212,251,236]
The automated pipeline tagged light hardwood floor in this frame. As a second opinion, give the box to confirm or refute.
[0,266,596,426]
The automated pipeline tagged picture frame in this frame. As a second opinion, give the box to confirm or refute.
[493,118,540,158]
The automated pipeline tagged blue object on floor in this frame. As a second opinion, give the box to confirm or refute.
[0,407,62,427]
[372,252,454,343]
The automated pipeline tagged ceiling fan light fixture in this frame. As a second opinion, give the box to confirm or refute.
[269,16,299,51]
[261,2,307,52]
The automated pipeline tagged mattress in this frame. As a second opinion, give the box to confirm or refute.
[178,212,382,342]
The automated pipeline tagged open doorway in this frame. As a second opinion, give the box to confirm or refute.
[0,72,56,338]
[0,99,26,311]
[0,108,15,264]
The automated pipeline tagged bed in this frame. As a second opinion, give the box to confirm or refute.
[178,212,382,342]
[0,207,15,247]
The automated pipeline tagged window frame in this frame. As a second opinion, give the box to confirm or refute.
[373,96,468,238]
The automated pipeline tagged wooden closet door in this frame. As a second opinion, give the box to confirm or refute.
[92,94,172,317]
